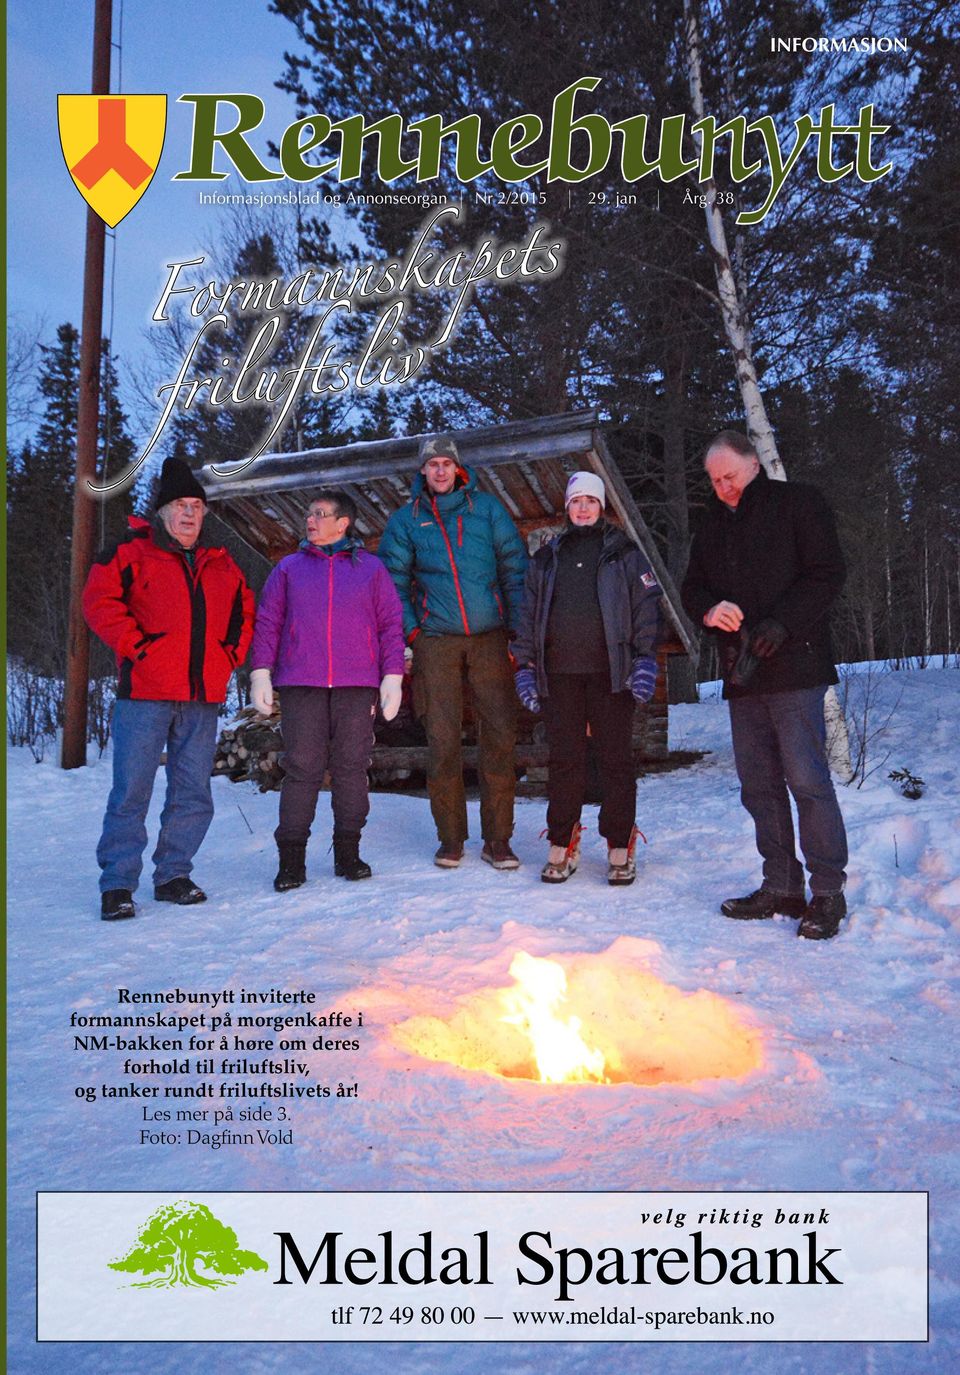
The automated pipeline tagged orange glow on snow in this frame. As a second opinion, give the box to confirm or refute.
[393,947,763,1086]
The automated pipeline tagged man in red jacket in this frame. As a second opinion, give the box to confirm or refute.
[83,458,254,920]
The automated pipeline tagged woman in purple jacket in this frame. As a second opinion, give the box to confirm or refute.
[249,490,405,890]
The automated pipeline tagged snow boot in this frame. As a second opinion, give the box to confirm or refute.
[274,842,307,892]
[333,834,372,881]
[721,889,806,920]
[798,893,846,941]
[154,876,207,904]
[101,888,135,921]
[608,826,641,886]
[481,839,520,870]
[541,825,582,884]
[434,842,464,868]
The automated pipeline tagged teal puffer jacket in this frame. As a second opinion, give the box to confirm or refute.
[378,466,528,640]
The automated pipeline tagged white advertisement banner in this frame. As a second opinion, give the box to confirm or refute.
[37,1190,928,1343]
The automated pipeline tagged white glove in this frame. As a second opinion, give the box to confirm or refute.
[250,668,274,716]
[379,673,403,721]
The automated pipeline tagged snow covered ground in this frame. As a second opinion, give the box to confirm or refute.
[7,664,959,1373]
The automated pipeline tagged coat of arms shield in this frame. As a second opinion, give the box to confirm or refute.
[58,94,166,227]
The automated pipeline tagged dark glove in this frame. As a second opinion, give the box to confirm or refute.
[750,619,788,659]
[514,667,540,713]
[729,629,760,688]
[629,655,657,703]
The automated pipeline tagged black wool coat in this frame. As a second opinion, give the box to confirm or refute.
[681,468,845,698]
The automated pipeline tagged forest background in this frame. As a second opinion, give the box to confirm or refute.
[7,0,959,756]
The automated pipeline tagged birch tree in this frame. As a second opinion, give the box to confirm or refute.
[683,0,853,776]
[682,0,785,479]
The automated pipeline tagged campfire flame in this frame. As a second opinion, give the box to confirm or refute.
[392,939,764,1087]
[500,952,607,1084]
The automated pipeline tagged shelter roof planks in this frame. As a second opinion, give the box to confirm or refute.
[199,409,697,660]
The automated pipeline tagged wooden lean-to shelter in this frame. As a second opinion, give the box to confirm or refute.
[200,410,697,791]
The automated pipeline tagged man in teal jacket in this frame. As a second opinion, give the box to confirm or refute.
[379,434,528,869]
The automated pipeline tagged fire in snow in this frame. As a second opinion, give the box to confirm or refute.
[394,946,763,1087]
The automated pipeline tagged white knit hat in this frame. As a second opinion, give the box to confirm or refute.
[564,471,606,508]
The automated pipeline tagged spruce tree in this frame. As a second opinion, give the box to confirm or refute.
[7,324,135,687]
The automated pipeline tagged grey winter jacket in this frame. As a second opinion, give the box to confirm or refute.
[513,522,661,697]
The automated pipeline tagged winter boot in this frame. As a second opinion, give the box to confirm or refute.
[274,841,307,892]
[608,826,642,886]
[541,825,582,884]
[434,842,464,868]
[721,888,806,920]
[101,889,136,921]
[154,876,207,904]
[798,893,847,941]
[333,833,372,881]
[481,839,520,870]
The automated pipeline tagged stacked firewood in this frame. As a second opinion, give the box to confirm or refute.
[213,707,284,791]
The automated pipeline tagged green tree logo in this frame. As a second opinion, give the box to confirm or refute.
[109,1200,268,1288]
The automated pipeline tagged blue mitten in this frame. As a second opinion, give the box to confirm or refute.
[514,667,540,712]
[629,655,657,703]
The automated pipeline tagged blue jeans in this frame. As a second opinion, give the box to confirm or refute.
[728,686,847,896]
[97,700,220,893]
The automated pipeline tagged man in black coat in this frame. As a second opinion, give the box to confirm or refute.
[681,431,848,940]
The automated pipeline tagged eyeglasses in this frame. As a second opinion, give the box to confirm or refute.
[309,510,340,520]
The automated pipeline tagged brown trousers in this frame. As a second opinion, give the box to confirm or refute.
[412,628,517,846]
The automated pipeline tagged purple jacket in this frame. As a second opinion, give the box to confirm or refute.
[251,541,405,688]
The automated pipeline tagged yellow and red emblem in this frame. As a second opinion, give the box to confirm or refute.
[58,95,166,227]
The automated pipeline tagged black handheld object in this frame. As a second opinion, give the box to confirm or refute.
[729,630,761,688]
[751,618,789,658]
[728,619,789,686]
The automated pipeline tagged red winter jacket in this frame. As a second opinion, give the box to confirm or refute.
[83,516,254,702]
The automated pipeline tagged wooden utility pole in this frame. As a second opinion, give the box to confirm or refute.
[61,0,112,769]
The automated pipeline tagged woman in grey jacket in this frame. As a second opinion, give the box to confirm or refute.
[513,473,661,885]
